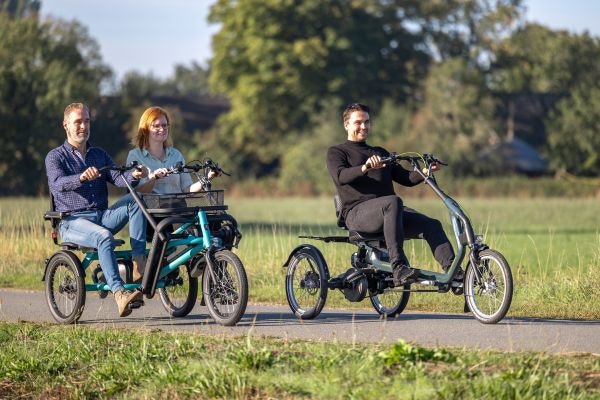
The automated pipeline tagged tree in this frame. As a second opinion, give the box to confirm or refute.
[167,62,211,98]
[488,24,600,171]
[490,24,599,94]
[0,13,111,194]
[278,100,344,195]
[408,58,499,175]
[0,0,39,19]
[208,0,432,175]
[546,85,600,176]
[207,0,524,177]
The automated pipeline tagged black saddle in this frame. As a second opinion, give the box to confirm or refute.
[334,194,385,244]
[44,196,125,251]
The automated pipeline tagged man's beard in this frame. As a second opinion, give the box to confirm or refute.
[68,129,90,144]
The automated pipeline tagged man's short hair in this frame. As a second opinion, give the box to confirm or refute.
[342,103,370,126]
[63,102,89,120]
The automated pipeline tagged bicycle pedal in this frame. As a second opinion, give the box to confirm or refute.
[128,300,144,309]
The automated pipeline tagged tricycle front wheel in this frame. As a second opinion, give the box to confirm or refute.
[203,250,248,326]
[465,248,513,324]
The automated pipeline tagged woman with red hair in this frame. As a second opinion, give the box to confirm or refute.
[126,106,217,193]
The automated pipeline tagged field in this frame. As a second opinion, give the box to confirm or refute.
[0,196,599,319]
[1,196,599,398]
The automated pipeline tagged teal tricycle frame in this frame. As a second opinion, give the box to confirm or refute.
[43,162,248,326]
[283,153,513,324]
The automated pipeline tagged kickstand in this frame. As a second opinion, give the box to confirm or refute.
[463,299,470,313]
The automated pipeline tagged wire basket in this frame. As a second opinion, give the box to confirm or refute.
[142,190,226,216]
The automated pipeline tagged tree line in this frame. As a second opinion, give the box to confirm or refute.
[1,0,599,196]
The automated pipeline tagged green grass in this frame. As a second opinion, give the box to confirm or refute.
[0,321,598,399]
[1,196,599,319]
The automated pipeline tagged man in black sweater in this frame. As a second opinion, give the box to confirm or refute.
[326,103,455,285]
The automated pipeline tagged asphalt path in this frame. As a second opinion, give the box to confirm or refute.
[1,289,598,354]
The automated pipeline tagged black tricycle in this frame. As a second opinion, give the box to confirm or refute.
[43,160,248,326]
[283,153,513,324]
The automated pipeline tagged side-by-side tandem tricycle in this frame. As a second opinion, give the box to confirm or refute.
[43,160,248,326]
[283,153,513,324]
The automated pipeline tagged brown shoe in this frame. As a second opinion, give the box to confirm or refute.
[132,255,147,283]
[114,289,143,317]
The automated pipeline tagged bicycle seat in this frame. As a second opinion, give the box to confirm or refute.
[45,194,126,250]
[59,239,125,252]
[335,194,385,242]
[348,231,385,243]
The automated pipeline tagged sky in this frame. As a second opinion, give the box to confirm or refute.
[41,0,600,82]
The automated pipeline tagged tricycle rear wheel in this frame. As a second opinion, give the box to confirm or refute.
[44,251,86,324]
[285,247,329,320]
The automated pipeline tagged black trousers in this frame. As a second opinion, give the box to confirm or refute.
[345,195,455,269]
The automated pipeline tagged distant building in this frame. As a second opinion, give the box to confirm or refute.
[481,92,565,175]
[479,136,549,175]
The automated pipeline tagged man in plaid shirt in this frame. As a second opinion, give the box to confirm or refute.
[45,102,149,317]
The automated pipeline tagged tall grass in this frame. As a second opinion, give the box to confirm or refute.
[1,196,599,318]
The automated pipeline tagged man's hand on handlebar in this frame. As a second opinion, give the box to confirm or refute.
[423,162,442,176]
[362,155,386,173]
[79,166,101,182]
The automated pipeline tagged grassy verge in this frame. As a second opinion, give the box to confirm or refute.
[1,321,598,399]
[1,197,599,319]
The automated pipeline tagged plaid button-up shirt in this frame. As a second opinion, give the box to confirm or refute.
[45,141,138,213]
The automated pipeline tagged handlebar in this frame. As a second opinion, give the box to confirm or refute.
[98,160,144,173]
[379,153,447,167]
[364,152,447,180]
[158,159,231,178]
[179,159,231,177]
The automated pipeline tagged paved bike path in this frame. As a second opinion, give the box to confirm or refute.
[1,289,598,354]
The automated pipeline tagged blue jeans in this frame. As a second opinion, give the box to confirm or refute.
[59,194,147,292]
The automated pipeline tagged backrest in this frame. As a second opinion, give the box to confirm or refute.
[333,193,347,229]
[44,193,61,245]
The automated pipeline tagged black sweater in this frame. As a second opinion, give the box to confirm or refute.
[326,140,423,218]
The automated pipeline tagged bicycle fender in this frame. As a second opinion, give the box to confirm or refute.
[42,250,84,282]
[282,244,325,268]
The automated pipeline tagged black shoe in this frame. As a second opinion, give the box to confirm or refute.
[453,267,465,282]
[392,263,418,286]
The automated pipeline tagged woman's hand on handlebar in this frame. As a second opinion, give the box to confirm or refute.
[362,155,386,173]
[132,165,149,180]
[148,167,169,180]
[207,168,220,180]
